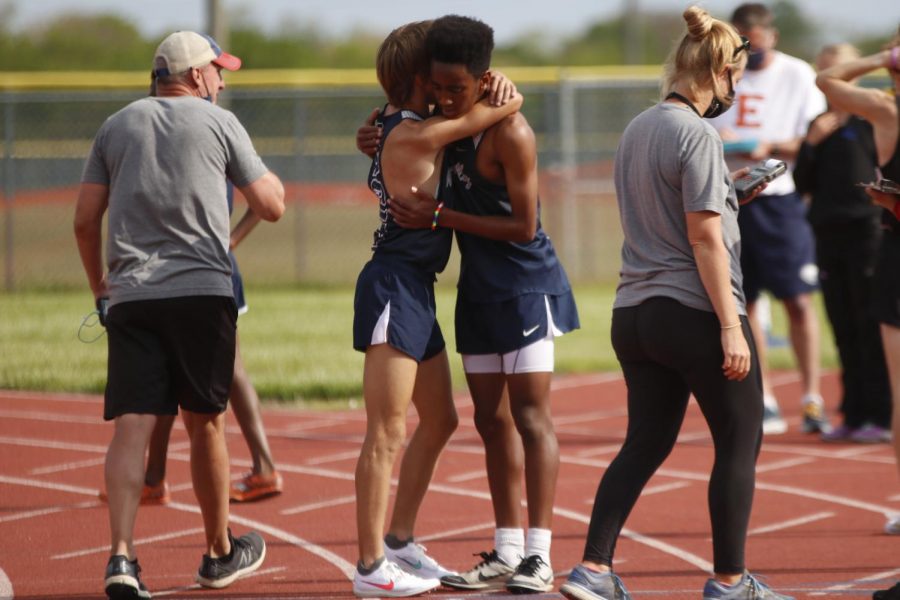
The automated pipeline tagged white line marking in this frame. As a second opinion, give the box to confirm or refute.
[747,511,835,536]
[755,456,816,473]
[0,500,98,524]
[553,408,627,425]
[52,527,205,560]
[280,494,356,516]
[0,567,13,600]
[809,567,900,595]
[0,408,103,425]
[640,481,691,496]
[416,521,496,543]
[0,474,98,496]
[152,566,287,597]
[303,450,361,465]
[553,506,714,573]
[446,470,486,483]
[0,435,107,453]
[889,493,900,502]
[551,373,624,390]
[30,456,105,475]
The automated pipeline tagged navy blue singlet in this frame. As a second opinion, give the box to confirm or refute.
[441,133,572,302]
[367,108,452,274]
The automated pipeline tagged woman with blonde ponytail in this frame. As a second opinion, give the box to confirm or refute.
[560,7,793,600]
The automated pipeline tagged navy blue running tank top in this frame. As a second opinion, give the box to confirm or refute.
[441,133,572,301]
[367,108,452,274]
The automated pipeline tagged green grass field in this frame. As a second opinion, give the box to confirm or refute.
[0,284,837,402]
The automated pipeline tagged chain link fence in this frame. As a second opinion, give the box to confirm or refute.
[7,70,879,291]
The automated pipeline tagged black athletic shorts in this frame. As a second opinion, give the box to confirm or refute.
[103,295,237,420]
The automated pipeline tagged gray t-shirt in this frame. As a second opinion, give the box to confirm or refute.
[613,102,745,315]
[82,96,268,306]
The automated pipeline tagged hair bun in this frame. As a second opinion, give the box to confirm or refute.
[683,6,712,40]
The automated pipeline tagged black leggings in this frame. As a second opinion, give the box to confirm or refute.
[582,297,763,574]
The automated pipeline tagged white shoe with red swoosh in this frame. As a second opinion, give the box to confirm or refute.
[353,558,440,597]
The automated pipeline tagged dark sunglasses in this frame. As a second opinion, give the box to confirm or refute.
[734,36,751,58]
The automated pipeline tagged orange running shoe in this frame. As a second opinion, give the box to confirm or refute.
[98,481,171,506]
[229,471,283,503]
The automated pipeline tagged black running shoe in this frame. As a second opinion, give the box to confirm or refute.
[104,554,151,599]
[195,529,266,589]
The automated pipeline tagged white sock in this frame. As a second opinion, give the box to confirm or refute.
[763,394,780,410]
[494,528,524,566]
[524,528,552,564]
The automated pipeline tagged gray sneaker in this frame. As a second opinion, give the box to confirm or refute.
[702,572,794,600]
[440,549,515,591]
[559,564,631,600]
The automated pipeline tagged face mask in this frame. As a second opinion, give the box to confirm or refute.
[703,69,736,118]
[746,49,766,71]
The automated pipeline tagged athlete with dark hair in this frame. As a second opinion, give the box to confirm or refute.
[390,14,579,595]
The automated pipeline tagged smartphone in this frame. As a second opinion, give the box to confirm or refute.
[734,159,788,200]
[96,297,109,327]
[856,178,900,194]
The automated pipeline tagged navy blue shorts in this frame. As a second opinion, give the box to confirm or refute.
[738,192,818,302]
[353,259,445,362]
[229,252,247,315]
[455,290,580,355]
[104,296,237,420]
[873,232,900,327]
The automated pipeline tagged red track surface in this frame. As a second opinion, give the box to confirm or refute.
[1,371,898,599]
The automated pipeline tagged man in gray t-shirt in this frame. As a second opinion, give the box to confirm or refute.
[73,31,285,599]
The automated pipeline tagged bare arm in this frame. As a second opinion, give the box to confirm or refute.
[406,93,523,153]
[686,210,750,381]
[237,171,285,222]
[816,51,896,127]
[230,205,262,250]
[73,183,109,300]
[391,115,538,242]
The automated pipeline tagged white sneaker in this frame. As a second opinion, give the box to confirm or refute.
[506,554,555,593]
[885,514,900,535]
[352,559,440,598]
[384,540,457,579]
[762,398,787,435]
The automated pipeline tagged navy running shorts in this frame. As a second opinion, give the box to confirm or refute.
[738,192,819,302]
[455,290,580,355]
[229,251,248,315]
[104,295,237,420]
[872,233,900,327]
[352,259,445,362]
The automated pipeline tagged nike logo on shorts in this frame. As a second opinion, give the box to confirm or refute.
[522,325,540,337]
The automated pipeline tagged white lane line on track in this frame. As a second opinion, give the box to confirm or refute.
[755,456,816,473]
[558,455,900,517]
[0,408,103,425]
[303,450,361,465]
[152,566,287,597]
[808,567,900,596]
[586,481,691,503]
[553,506,714,573]
[0,389,102,403]
[0,435,107,453]
[30,456,105,475]
[0,567,13,600]
[52,527,206,560]
[416,521,495,543]
[746,511,835,536]
[0,474,99,496]
[0,500,98,524]
[280,494,356,516]
[446,470,488,483]
[890,493,900,502]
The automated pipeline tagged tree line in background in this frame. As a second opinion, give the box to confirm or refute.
[0,0,892,71]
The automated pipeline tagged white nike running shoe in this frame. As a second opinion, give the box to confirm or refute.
[384,540,457,579]
[352,559,440,598]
